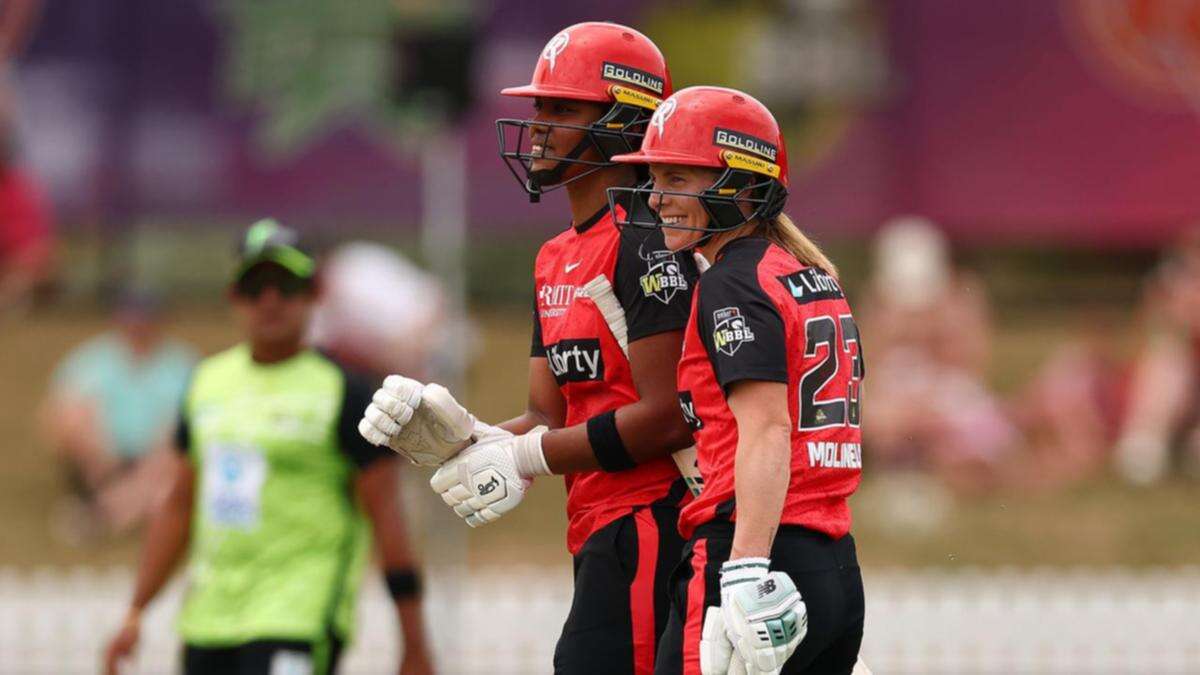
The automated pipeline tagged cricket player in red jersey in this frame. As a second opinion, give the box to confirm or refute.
[609,87,866,675]
[358,22,698,674]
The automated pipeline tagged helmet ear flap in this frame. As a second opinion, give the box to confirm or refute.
[590,103,653,160]
[700,169,756,231]
[757,181,788,220]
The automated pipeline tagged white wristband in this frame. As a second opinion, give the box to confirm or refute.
[512,430,552,478]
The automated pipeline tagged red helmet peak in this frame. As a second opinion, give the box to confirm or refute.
[501,22,672,106]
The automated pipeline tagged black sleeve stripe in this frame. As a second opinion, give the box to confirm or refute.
[173,411,190,455]
[531,294,546,357]
[329,358,394,470]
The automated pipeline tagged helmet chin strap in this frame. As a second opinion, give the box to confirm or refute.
[526,137,593,203]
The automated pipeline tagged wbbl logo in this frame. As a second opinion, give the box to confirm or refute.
[712,307,755,356]
[639,250,689,305]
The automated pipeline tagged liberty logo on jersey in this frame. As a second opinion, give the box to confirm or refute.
[640,250,689,304]
[779,268,843,305]
[546,338,605,384]
[712,307,755,356]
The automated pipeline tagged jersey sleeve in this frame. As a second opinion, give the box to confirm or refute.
[338,368,395,470]
[698,270,788,388]
[613,226,696,343]
[173,409,190,455]
[530,295,546,357]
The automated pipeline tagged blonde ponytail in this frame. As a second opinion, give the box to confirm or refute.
[758,214,839,279]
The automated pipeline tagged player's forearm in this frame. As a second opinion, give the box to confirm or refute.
[129,495,191,611]
[395,598,431,657]
[540,397,692,474]
[498,410,551,435]
[729,422,791,560]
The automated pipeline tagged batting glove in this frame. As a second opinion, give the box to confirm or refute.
[719,558,807,675]
[428,427,550,527]
[358,375,486,466]
[700,606,746,675]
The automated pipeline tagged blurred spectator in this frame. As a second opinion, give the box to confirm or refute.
[0,109,52,313]
[308,241,448,381]
[0,0,51,313]
[864,217,1124,494]
[1114,225,1200,484]
[39,288,196,540]
[861,216,1019,493]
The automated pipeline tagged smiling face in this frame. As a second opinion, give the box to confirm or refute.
[647,163,723,251]
[528,96,607,180]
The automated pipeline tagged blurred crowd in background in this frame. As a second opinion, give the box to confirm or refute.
[3,0,1200,549]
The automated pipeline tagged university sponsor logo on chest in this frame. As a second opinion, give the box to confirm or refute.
[712,307,755,356]
[779,267,843,305]
[538,283,589,318]
[546,338,605,383]
[677,391,703,430]
[639,250,689,304]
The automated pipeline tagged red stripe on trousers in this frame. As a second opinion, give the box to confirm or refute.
[631,509,660,675]
[682,538,709,675]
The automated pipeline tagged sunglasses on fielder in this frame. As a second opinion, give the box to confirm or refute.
[234,266,313,299]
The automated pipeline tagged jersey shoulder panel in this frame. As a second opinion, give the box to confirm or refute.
[613,225,697,342]
[697,238,788,387]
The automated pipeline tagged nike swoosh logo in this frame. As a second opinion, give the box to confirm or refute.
[565,261,582,273]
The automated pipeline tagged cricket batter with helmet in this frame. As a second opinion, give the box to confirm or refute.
[608,87,867,674]
[359,22,700,674]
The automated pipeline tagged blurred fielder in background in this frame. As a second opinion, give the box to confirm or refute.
[103,219,433,675]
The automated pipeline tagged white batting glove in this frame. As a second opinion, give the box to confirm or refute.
[700,606,746,675]
[719,558,807,675]
[358,375,482,466]
[428,427,551,527]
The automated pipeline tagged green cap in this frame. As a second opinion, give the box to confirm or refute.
[235,218,316,281]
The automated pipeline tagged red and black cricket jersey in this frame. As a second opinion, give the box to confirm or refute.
[676,237,864,541]
[532,201,696,554]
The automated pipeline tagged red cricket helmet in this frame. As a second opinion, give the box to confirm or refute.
[610,86,790,233]
[496,22,672,201]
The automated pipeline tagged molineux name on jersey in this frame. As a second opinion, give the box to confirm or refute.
[778,268,844,305]
[807,441,862,469]
[546,339,605,383]
[538,283,589,318]
[677,391,703,430]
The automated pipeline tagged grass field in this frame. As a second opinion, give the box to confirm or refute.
[2,300,1195,571]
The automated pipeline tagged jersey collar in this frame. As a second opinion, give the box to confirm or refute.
[714,234,769,262]
[573,202,612,234]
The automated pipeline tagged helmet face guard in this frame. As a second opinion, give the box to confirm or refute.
[496,99,656,202]
[607,168,788,237]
